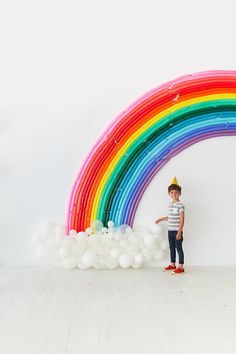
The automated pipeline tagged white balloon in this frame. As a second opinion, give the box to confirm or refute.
[129,235,139,245]
[107,220,115,228]
[141,249,152,262]
[120,239,128,248]
[119,254,133,268]
[54,233,64,244]
[132,263,142,269]
[77,233,89,243]
[151,233,163,242]
[54,225,66,237]
[71,244,86,257]
[62,237,75,249]
[59,247,71,259]
[151,224,163,235]
[62,257,77,270]
[46,237,60,249]
[101,227,108,234]
[154,249,165,260]
[50,249,60,261]
[93,260,104,269]
[127,238,140,253]
[110,247,122,259]
[160,240,168,250]
[114,232,122,241]
[41,222,56,234]
[85,227,93,235]
[91,220,103,232]
[107,229,115,238]
[144,234,157,248]
[82,250,97,267]
[78,263,90,270]
[118,224,132,234]
[95,240,107,256]
[88,235,97,246]
[77,231,87,237]
[103,256,119,269]
[69,229,78,237]
[132,225,149,234]
[134,253,144,265]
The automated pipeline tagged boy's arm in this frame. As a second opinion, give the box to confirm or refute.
[155,216,168,224]
[176,212,185,239]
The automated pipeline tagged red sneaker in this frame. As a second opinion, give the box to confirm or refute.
[163,265,176,271]
[172,267,185,275]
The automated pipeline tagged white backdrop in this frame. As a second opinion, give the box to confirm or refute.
[1,0,236,266]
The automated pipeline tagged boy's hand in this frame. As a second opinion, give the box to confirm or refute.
[155,217,168,224]
[155,219,163,224]
[176,232,182,240]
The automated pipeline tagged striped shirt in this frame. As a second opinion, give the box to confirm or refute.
[168,201,185,231]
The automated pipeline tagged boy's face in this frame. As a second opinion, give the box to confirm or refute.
[168,189,181,201]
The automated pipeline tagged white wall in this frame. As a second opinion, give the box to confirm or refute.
[1,0,236,266]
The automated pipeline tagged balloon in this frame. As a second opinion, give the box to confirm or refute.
[91,220,103,232]
[54,233,64,244]
[76,238,88,257]
[118,224,132,234]
[93,260,104,269]
[132,225,149,234]
[62,237,75,249]
[144,234,157,248]
[160,240,168,250]
[132,263,142,269]
[127,237,140,253]
[110,247,122,259]
[54,225,66,237]
[62,257,77,270]
[101,227,108,234]
[50,249,60,261]
[71,244,86,257]
[141,249,152,262]
[78,263,90,270]
[154,249,165,260]
[107,228,115,237]
[134,253,144,265]
[151,224,163,235]
[103,256,119,269]
[82,250,97,267]
[120,239,128,248]
[41,222,56,234]
[46,237,60,249]
[77,231,88,237]
[114,232,122,240]
[69,230,78,237]
[85,227,93,235]
[59,247,71,259]
[107,220,115,228]
[119,254,133,268]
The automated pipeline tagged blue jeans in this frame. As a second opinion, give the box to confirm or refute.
[168,230,184,265]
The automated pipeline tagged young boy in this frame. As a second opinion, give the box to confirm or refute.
[155,177,185,274]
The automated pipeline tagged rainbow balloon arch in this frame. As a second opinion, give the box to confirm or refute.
[67,70,236,233]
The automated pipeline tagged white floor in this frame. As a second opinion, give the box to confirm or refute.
[0,267,236,354]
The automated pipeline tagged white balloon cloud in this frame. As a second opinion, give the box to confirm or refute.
[34,220,168,270]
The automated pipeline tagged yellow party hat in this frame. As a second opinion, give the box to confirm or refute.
[171,176,179,185]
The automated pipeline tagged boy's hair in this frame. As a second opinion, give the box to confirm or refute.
[168,184,182,193]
